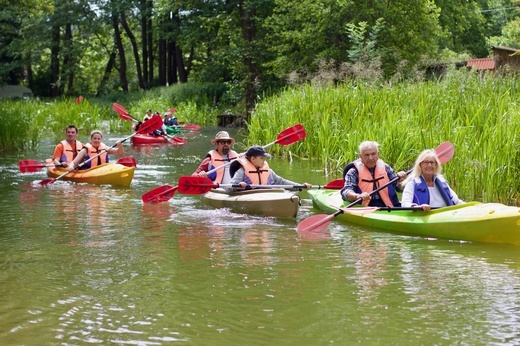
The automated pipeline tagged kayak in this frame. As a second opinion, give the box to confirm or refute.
[165,125,181,135]
[131,133,186,145]
[202,188,301,217]
[308,189,520,245]
[45,160,135,187]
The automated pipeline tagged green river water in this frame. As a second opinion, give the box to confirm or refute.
[1,126,520,345]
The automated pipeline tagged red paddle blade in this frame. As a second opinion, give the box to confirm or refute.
[177,176,218,194]
[435,141,454,164]
[119,113,135,122]
[169,136,188,145]
[19,160,46,173]
[275,124,306,146]
[323,179,344,190]
[142,185,177,204]
[183,123,201,131]
[116,157,137,168]
[39,178,56,185]
[296,214,334,232]
[169,108,177,113]
[138,115,163,133]
[112,103,128,115]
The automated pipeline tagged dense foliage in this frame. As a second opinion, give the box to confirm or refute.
[1,0,519,115]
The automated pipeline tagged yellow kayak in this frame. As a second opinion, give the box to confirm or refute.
[46,159,135,187]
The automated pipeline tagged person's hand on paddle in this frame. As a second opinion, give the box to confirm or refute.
[397,170,407,181]
[302,183,312,189]
[196,171,208,178]
[358,191,371,202]
[236,182,248,190]
[67,163,76,172]
[412,203,431,211]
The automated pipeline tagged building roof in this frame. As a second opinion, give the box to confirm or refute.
[466,58,495,71]
[0,85,33,99]
[491,45,520,53]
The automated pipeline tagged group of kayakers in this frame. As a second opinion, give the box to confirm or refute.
[191,131,312,192]
[51,122,462,212]
[51,125,123,171]
[135,108,178,136]
[193,133,463,211]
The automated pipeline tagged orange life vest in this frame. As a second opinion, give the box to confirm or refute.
[59,140,83,163]
[355,159,394,207]
[209,149,239,183]
[238,158,272,185]
[84,143,108,168]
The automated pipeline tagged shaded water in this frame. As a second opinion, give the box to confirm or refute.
[1,127,520,345]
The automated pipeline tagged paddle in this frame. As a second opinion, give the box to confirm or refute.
[116,156,137,168]
[19,157,135,172]
[19,160,57,173]
[296,141,455,232]
[141,123,307,204]
[38,114,162,185]
[176,176,344,194]
[113,103,188,145]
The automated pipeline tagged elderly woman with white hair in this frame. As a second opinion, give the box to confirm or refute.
[401,149,464,211]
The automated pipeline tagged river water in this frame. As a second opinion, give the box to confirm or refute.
[1,126,520,345]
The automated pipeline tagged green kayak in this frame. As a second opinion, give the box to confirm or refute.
[165,125,181,135]
[307,189,520,245]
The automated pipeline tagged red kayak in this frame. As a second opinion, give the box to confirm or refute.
[131,133,187,146]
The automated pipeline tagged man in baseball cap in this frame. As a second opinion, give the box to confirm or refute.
[226,145,311,192]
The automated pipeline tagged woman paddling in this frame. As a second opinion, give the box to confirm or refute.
[401,149,463,211]
[67,130,123,171]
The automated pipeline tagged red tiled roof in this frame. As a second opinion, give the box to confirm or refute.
[466,58,495,70]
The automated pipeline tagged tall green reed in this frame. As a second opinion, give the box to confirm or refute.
[248,72,520,205]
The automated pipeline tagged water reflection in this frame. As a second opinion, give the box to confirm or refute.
[3,129,520,344]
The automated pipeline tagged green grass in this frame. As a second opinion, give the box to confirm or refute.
[2,74,519,205]
[247,71,520,205]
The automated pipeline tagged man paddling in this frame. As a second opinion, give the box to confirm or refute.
[341,141,406,207]
[51,125,83,168]
[192,131,239,184]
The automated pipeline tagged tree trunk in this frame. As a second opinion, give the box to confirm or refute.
[168,40,177,85]
[141,0,149,84]
[172,11,187,83]
[112,14,128,92]
[147,0,153,84]
[121,12,145,90]
[158,37,166,85]
[64,23,74,95]
[238,0,258,120]
[96,51,117,96]
[50,19,61,97]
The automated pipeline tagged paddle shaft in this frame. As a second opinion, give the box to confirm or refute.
[213,183,337,190]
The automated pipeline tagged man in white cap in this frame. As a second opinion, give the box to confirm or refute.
[225,145,312,192]
[191,131,239,184]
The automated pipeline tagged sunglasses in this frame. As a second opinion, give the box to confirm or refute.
[217,140,232,145]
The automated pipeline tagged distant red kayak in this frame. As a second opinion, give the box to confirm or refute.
[131,133,187,145]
